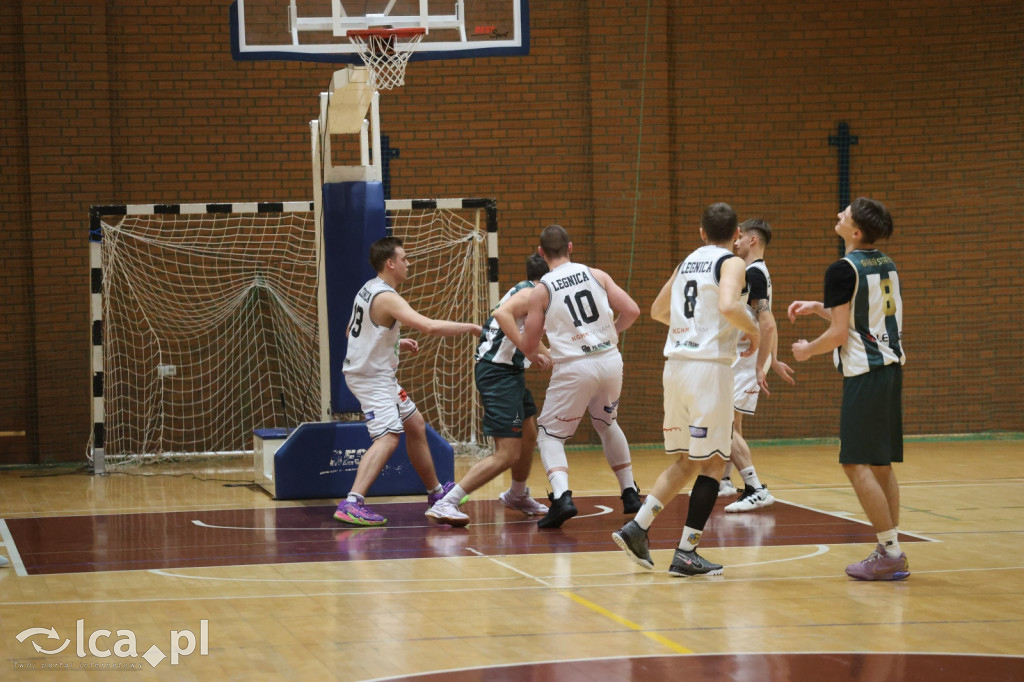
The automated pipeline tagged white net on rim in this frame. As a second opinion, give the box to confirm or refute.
[347,30,425,91]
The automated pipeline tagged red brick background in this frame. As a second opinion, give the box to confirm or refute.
[2,0,1021,464]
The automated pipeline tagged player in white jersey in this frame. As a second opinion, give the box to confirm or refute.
[520,225,642,529]
[334,236,482,527]
[613,203,760,577]
[425,255,554,526]
[721,219,796,512]
[789,198,909,581]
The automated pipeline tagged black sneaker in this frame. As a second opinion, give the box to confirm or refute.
[612,520,653,569]
[537,490,577,529]
[668,548,723,577]
[620,485,643,514]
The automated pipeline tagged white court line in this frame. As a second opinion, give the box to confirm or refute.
[0,518,28,577]
[776,498,938,543]
[143,545,830,585]
[3,562,1024,607]
[189,504,614,531]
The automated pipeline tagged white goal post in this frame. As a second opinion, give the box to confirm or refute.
[88,198,498,469]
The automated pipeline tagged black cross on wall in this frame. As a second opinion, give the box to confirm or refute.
[828,122,859,257]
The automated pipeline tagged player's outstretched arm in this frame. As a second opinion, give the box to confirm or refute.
[788,300,830,322]
[792,302,849,361]
[379,292,481,337]
[592,268,640,333]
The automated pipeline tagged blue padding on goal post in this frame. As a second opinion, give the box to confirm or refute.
[323,181,386,414]
[271,422,455,500]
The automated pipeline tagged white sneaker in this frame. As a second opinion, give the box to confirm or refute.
[499,488,549,515]
[0,556,9,568]
[425,498,470,527]
[725,485,775,513]
[718,479,738,497]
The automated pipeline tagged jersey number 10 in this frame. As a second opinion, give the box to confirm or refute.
[563,290,599,327]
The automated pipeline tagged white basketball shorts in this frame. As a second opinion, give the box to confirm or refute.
[663,358,733,461]
[537,350,622,441]
[344,371,418,439]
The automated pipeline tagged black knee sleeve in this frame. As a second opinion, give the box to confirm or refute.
[685,475,719,530]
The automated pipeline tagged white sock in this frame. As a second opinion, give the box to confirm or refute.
[547,471,570,498]
[428,484,444,497]
[739,466,762,490]
[509,479,528,496]
[347,492,364,504]
[634,495,664,531]
[442,484,468,506]
[877,528,901,558]
[679,526,703,552]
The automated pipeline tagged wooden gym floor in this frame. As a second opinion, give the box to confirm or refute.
[1,438,1022,680]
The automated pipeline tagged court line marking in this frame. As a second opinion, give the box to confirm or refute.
[3,476,1016,520]
[188,504,614,531]
[560,591,693,654]
[3,563,1024,607]
[141,545,830,584]
[482,556,554,587]
[0,518,28,577]
[775,498,938,542]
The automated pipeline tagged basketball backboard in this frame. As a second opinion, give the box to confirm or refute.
[230,0,529,63]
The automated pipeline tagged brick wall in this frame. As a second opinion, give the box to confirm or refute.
[2,0,1021,463]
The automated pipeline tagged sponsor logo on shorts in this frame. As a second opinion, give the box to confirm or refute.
[365,410,375,421]
[398,389,409,403]
[689,426,708,438]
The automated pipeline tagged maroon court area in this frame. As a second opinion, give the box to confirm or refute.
[5,496,923,575]
[385,653,1024,682]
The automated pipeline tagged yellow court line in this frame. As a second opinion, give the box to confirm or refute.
[560,591,693,655]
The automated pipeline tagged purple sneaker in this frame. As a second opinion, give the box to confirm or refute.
[845,545,910,581]
[427,481,456,506]
[334,499,387,526]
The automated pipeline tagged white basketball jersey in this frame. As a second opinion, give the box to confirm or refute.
[343,277,401,376]
[664,245,748,363]
[540,262,618,362]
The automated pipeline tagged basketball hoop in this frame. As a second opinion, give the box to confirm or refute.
[346,27,426,91]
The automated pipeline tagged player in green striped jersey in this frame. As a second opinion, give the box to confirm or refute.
[426,255,553,526]
[789,197,909,581]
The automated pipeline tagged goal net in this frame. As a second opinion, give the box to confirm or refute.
[89,199,495,470]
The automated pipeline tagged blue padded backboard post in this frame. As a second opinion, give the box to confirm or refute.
[323,181,386,413]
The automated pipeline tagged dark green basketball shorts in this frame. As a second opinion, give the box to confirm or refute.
[839,363,903,466]
[474,361,537,439]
